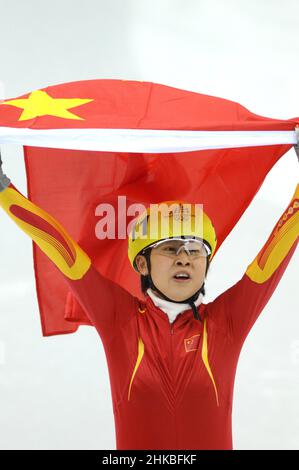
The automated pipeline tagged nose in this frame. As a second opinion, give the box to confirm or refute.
[174,249,191,265]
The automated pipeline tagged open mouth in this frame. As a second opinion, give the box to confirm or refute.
[172,272,191,282]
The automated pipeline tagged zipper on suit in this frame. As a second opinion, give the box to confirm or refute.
[169,320,177,447]
[170,315,179,335]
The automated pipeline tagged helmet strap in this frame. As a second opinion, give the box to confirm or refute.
[143,250,203,323]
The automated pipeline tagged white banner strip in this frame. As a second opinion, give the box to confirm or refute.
[0,127,297,153]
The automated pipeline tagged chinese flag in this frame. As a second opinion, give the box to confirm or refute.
[0,79,297,336]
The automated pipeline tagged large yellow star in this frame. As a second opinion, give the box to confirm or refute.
[1,90,94,121]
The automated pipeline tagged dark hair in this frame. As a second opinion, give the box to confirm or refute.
[140,256,211,296]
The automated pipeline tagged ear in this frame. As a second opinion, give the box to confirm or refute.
[135,254,149,275]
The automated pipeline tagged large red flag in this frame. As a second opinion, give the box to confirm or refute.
[0,79,298,336]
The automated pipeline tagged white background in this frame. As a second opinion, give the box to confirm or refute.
[0,0,298,450]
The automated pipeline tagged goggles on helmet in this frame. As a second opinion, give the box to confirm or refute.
[144,237,211,259]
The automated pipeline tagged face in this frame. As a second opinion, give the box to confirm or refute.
[135,240,208,302]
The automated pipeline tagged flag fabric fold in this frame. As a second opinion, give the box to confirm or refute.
[0,79,298,336]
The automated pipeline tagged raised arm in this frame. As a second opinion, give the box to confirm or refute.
[209,183,299,345]
[0,157,135,341]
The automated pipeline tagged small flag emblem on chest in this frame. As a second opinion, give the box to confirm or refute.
[184,334,201,352]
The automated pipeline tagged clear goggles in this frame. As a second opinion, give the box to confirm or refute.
[148,238,211,259]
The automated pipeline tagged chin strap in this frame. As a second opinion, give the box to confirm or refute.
[144,250,203,323]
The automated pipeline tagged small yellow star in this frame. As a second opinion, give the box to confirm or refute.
[1,90,93,121]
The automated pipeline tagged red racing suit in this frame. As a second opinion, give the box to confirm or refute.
[0,182,298,450]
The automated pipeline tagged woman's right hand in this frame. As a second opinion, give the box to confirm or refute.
[0,152,11,192]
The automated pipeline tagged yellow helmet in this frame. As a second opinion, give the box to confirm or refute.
[128,201,217,272]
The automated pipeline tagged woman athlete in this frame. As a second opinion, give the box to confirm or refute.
[0,155,298,450]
